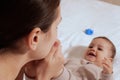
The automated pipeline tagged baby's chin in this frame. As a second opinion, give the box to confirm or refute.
[85,56,96,62]
[85,56,103,67]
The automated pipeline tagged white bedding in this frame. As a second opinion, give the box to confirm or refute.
[58,0,120,79]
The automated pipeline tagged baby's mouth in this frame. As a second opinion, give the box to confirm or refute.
[85,51,97,62]
[88,52,96,57]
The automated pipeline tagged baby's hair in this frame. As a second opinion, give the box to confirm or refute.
[93,36,116,59]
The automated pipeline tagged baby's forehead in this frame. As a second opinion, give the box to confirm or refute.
[91,38,113,51]
[96,38,112,44]
[91,38,111,46]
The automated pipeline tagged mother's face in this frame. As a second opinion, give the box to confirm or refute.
[36,7,61,59]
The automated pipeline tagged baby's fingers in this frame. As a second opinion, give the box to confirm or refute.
[102,58,113,74]
[103,58,113,65]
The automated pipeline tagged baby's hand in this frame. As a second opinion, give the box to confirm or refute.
[102,58,113,74]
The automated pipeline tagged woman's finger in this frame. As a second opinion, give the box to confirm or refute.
[45,42,59,60]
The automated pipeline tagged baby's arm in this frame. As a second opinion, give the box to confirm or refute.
[52,67,78,80]
[101,73,114,80]
[101,58,114,80]
[52,58,82,80]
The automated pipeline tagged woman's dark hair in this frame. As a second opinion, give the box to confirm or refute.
[93,36,116,59]
[0,0,60,49]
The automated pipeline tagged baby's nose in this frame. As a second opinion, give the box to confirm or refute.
[90,47,96,52]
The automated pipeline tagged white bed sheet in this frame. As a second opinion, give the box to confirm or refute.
[58,0,120,79]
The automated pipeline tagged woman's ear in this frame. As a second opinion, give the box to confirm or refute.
[27,27,42,50]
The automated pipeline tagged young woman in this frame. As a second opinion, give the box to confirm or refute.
[0,0,64,80]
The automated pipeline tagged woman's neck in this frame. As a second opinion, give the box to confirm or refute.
[0,52,28,80]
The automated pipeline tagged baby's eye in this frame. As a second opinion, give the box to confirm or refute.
[98,48,102,51]
[89,46,93,48]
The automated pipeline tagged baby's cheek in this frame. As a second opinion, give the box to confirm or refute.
[99,54,105,59]
[97,56,104,63]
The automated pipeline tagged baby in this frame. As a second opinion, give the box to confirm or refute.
[52,36,116,80]
[25,36,116,80]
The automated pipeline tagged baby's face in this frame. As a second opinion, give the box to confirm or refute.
[84,38,112,66]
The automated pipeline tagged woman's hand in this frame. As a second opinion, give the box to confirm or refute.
[35,41,65,80]
[25,40,65,80]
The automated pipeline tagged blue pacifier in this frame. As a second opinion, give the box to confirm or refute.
[85,28,94,35]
